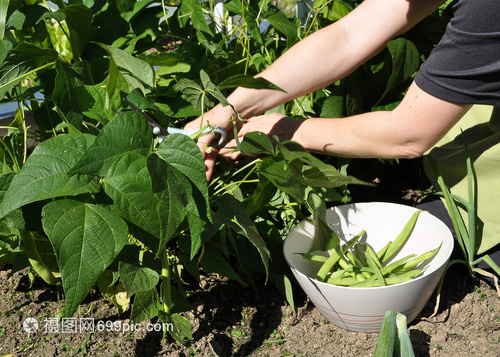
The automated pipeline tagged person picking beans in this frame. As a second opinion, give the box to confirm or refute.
[184,0,500,267]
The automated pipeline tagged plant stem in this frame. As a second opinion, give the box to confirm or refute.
[0,137,20,172]
[160,249,171,314]
[20,230,59,286]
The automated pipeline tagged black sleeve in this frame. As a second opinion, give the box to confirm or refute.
[414,0,500,107]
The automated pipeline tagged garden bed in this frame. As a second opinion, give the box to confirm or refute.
[0,263,499,356]
[1,158,499,357]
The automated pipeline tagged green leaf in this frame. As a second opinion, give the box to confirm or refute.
[276,141,326,167]
[0,133,99,219]
[0,0,10,41]
[260,157,306,203]
[308,192,340,252]
[320,95,346,118]
[156,133,209,208]
[140,51,191,76]
[130,288,159,323]
[42,199,129,317]
[173,78,207,111]
[56,4,94,61]
[200,69,230,107]
[70,111,153,176]
[303,164,375,189]
[376,38,419,105]
[178,0,213,37]
[96,269,130,315]
[157,134,212,258]
[102,153,162,247]
[174,71,230,111]
[147,153,189,254]
[200,249,246,285]
[102,152,187,254]
[216,194,270,280]
[53,60,93,116]
[157,134,211,248]
[119,261,160,296]
[125,89,171,127]
[218,74,286,93]
[239,131,275,156]
[158,311,192,345]
[0,42,58,98]
[42,11,73,63]
[5,5,48,31]
[73,84,122,123]
[264,6,298,46]
[315,0,351,21]
[96,42,155,94]
[0,39,12,65]
[244,175,277,217]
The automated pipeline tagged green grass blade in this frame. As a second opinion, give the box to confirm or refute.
[462,134,477,261]
[429,156,471,261]
[474,255,500,276]
[395,312,415,357]
[374,310,397,357]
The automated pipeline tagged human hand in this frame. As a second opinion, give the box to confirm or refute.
[183,103,241,180]
[219,112,304,162]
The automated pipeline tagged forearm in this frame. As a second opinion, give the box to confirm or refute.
[227,0,445,119]
[289,83,470,159]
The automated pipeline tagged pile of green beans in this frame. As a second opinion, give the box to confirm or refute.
[300,211,441,287]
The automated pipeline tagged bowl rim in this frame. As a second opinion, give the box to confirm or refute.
[283,201,455,291]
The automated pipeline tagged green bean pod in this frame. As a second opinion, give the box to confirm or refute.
[380,210,422,263]
[350,269,423,288]
[298,252,329,263]
[393,243,441,273]
[376,240,392,261]
[326,275,361,286]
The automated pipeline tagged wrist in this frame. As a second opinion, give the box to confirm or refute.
[291,118,322,152]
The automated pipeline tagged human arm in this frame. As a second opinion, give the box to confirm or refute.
[184,0,446,178]
[222,82,471,160]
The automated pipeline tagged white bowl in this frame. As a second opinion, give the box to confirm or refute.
[283,202,454,333]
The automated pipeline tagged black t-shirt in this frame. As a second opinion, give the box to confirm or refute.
[415,0,500,106]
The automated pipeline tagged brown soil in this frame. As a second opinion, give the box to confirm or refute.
[1,158,499,357]
[0,264,499,357]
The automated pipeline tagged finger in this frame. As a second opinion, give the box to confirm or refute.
[221,150,243,162]
[196,132,220,149]
[196,140,220,181]
[183,119,200,131]
[204,147,219,181]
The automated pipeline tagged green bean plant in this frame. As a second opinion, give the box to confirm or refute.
[0,0,450,345]
[0,0,371,344]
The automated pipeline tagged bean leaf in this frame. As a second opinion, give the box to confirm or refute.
[119,261,160,297]
[70,111,153,177]
[42,199,129,317]
[0,133,99,219]
[157,134,212,258]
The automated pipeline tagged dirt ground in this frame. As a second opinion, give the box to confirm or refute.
[0,263,499,357]
[1,159,499,357]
